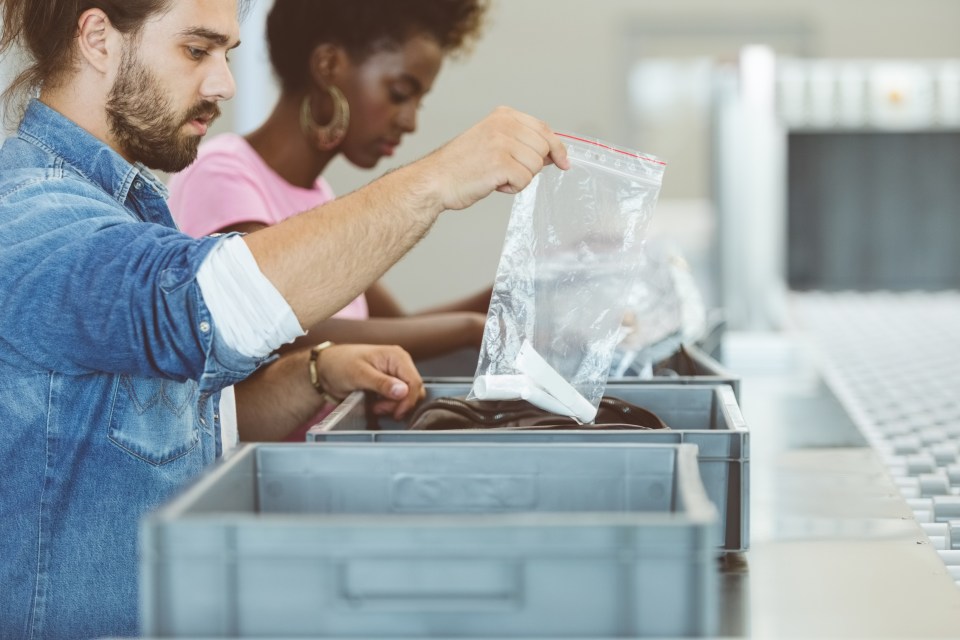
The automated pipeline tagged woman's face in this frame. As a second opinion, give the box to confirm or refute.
[335,34,444,168]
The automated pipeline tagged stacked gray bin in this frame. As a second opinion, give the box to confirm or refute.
[141,442,719,638]
[418,343,740,401]
[308,382,749,554]
[613,342,741,401]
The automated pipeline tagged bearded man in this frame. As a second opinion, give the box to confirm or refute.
[0,0,568,637]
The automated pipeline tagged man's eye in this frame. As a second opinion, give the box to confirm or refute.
[187,47,208,60]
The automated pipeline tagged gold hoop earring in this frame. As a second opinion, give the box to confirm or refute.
[300,84,350,151]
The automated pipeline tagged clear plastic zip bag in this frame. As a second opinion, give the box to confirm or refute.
[468,134,665,422]
[609,240,707,377]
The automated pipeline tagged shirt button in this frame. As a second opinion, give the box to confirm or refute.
[199,321,211,333]
[133,180,142,190]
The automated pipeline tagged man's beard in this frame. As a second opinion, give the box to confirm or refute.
[106,46,220,173]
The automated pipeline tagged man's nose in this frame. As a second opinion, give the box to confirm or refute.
[201,56,236,102]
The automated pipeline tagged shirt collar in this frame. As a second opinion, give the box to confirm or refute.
[17,98,168,203]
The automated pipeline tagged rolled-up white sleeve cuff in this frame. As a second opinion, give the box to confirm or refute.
[196,235,305,358]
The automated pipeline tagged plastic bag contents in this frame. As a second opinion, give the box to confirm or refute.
[609,240,707,377]
[469,133,665,422]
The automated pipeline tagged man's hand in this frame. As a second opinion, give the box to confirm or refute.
[417,106,571,212]
[244,107,567,332]
[315,344,425,419]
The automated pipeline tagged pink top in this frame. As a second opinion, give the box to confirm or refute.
[167,133,369,320]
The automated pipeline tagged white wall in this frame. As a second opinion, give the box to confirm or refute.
[225,0,960,311]
[0,16,19,140]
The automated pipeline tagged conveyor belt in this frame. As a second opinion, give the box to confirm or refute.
[791,291,960,586]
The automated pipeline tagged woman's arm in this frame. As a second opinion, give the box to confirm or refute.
[365,282,492,317]
[414,286,492,316]
[309,314,485,360]
[213,226,485,359]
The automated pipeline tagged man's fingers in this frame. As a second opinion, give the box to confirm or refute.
[357,357,418,416]
[506,108,570,170]
[375,374,409,401]
[495,163,535,195]
[385,349,424,418]
[429,106,568,210]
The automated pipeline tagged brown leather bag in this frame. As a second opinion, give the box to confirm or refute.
[407,396,670,431]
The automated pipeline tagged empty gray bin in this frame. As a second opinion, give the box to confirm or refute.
[141,442,718,638]
[308,383,749,553]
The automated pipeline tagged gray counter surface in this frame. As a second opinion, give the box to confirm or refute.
[718,332,960,637]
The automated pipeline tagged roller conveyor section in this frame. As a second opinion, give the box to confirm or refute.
[791,291,960,586]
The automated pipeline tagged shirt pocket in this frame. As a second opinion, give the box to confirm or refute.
[108,375,200,465]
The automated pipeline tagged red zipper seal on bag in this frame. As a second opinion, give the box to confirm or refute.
[557,132,666,166]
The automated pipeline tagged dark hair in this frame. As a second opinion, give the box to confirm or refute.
[0,0,252,124]
[266,0,489,93]
[0,1,168,120]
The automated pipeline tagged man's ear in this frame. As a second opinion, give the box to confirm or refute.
[308,43,351,87]
[76,8,119,74]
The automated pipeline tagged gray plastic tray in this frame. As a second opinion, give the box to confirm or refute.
[141,442,718,638]
[417,343,740,400]
[616,342,741,401]
[308,383,749,553]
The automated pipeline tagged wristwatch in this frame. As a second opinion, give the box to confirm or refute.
[308,341,338,404]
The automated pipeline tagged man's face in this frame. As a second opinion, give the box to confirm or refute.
[104,0,240,172]
[106,43,220,173]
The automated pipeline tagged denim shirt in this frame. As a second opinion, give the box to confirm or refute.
[0,100,263,639]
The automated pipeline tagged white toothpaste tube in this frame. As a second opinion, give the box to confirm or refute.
[515,340,598,423]
[473,374,575,417]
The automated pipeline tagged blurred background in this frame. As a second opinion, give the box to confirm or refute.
[4,1,954,328]
[217,4,960,622]
[3,3,960,629]
[212,0,960,330]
